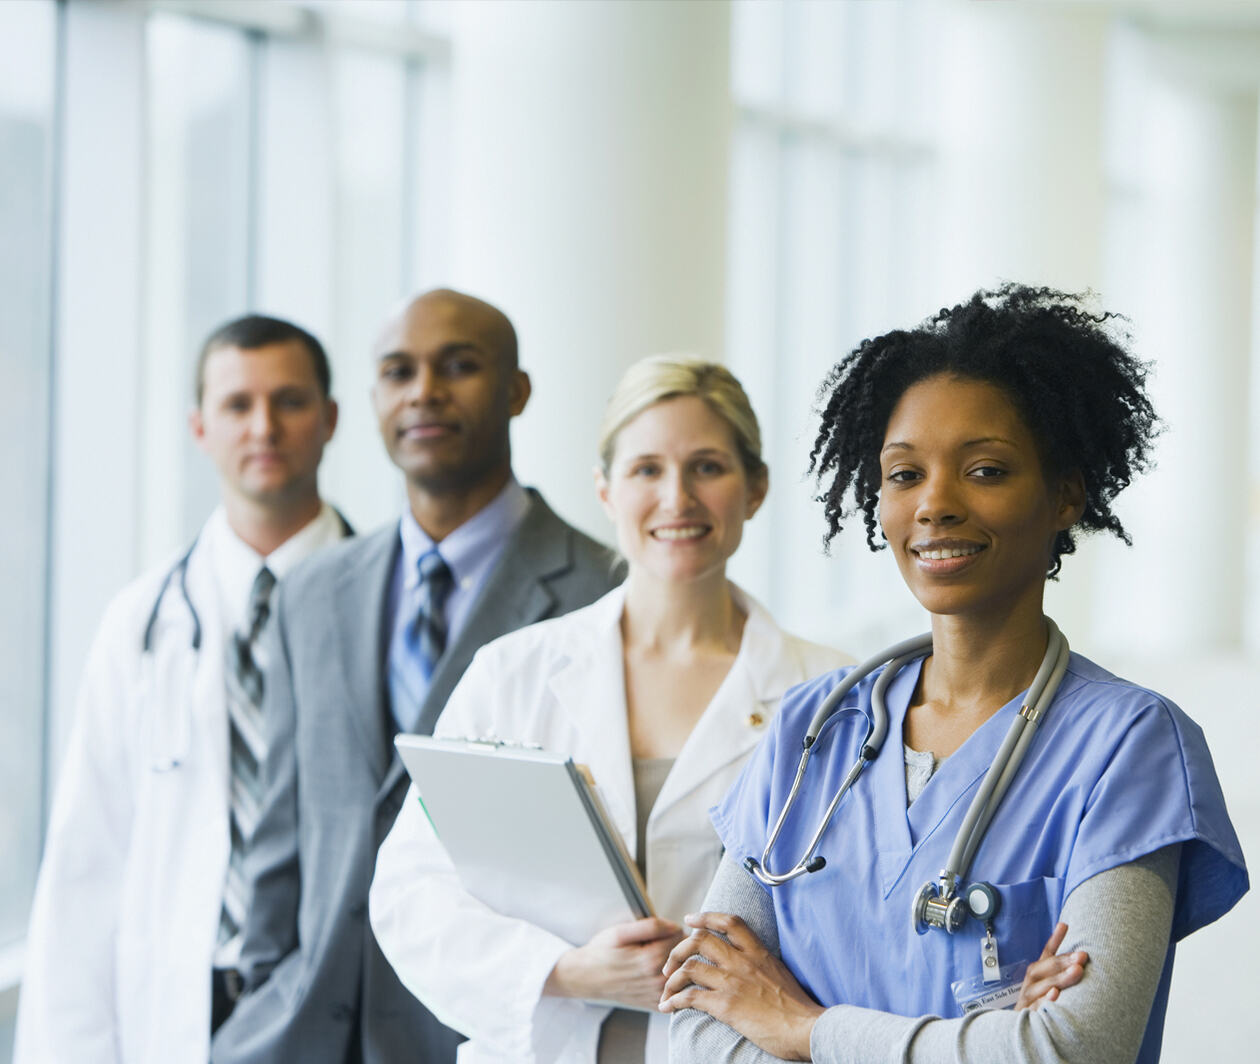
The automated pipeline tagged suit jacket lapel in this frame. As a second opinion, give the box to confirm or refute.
[383,492,576,795]
[332,526,400,785]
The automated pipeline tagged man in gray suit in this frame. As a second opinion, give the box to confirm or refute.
[212,289,619,1063]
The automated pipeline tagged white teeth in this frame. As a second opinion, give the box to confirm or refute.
[654,526,707,541]
[918,546,981,560]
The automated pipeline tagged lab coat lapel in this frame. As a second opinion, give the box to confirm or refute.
[415,492,576,739]
[652,594,785,819]
[547,588,636,846]
[382,504,570,798]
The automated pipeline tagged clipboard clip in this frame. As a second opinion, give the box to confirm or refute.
[450,734,545,751]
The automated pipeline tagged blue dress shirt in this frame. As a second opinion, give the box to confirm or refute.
[386,477,531,732]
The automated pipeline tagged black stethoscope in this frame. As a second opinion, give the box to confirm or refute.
[140,510,353,655]
[142,539,203,654]
[140,511,352,771]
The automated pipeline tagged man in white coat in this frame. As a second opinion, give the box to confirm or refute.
[15,314,349,1064]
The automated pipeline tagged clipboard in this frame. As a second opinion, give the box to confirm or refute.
[394,734,654,947]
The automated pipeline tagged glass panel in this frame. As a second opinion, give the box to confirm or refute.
[324,49,409,530]
[144,13,253,560]
[304,0,413,24]
[727,0,939,644]
[0,0,56,948]
[1250,202,1260,652]
[410,0,454,34]
[405,54,450,294]
[731,0,785,108]
[724,122,783,605]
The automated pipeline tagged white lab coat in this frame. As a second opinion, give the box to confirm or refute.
[370,583,852,1064]
[16,507,345,1064]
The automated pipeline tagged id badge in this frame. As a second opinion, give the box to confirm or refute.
[951,959,1029,1014]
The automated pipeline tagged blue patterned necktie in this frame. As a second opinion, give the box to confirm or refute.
[391,548,454,732]
[219,565,276,949]
[411,548,453,677]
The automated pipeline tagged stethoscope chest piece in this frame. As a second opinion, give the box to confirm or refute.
[912,876,1001,934]
[912,878,968,933]
[748,618,1070,942]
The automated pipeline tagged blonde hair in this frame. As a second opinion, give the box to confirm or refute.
[598,354,765,475]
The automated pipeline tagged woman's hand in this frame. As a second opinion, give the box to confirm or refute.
[1016,922,1089,1011]
[658,911,822,1062]
[544,916,684,1011]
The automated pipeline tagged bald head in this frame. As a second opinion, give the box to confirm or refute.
[377,288,518,371]
[371,286,532,524]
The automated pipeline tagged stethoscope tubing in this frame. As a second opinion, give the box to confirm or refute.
[750,633,933,885]
[803,632,934,746]
[138,510,352,771]
[749,620,1069,898]
[141,538,203,655]
[947,625,1069,882]
[138,508,352,657]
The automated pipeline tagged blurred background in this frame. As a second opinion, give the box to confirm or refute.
[2,0,1257,1058]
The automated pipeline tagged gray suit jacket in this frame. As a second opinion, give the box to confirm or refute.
[212,491,619,1064]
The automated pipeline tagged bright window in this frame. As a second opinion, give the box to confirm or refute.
[725,0,939,649]
[0,0,57,954]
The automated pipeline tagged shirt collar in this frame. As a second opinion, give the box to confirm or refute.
[205,503,345,626]
[398,476,531,590]
[265,503,344,578]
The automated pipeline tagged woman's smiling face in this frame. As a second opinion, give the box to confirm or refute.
[597,395,766,587]
[878,374,1083,623]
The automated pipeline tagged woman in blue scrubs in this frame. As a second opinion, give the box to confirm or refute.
[660,284,1249,1063]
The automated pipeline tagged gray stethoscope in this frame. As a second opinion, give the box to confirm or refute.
[745,618,1070,937]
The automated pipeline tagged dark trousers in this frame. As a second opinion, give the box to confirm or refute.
[211,968,243,1035]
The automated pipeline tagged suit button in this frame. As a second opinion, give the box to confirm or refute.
[350,902,367,920]
[329,1003,354,1022]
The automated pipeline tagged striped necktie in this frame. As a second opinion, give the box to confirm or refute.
[391,548,454,733]
[219,566,276,949]
[410,548,453,678]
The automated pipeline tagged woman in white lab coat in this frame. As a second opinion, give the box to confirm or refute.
[370,356,852,1063]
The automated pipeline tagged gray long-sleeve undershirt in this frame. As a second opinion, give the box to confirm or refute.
[669,845,1179,1064]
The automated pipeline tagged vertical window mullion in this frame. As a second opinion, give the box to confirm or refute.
[245,27,265,309]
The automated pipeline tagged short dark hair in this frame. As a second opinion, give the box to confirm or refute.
[809,283,1161,578]
[195,315,332,404]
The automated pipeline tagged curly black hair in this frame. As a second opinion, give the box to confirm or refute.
[808,283,1161,577]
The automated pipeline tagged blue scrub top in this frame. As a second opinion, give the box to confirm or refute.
[712,652,1248,1034]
